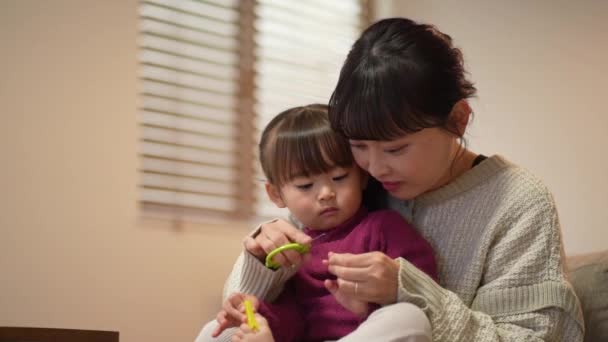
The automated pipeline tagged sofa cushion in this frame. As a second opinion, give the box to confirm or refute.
[568,250,608,342]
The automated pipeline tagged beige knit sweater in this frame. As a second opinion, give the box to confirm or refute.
[224,155,584,341]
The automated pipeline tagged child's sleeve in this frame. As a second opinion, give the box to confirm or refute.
[375,210,438,282]
[256,278,305,342]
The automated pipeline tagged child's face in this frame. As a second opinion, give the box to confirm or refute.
[268,166,365,230]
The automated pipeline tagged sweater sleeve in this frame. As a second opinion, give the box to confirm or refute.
[394,192,584,341]
[223,221,299,301]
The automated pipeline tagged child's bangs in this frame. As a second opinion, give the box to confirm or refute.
[274,125,353,185]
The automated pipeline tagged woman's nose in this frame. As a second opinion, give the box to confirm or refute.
[367,151,389,179]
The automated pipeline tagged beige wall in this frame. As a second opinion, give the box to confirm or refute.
[378,0,608,255]
[0,1,250,341]
[1,1,606,341]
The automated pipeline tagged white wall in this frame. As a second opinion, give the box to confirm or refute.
[377,0,608,255]
[0,1,249,341]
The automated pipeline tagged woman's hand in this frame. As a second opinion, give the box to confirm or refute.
[324,251,400,305]
[243,218,312,268]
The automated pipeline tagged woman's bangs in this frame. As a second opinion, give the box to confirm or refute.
[330,58,440,140]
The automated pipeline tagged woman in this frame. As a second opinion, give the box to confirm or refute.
[200,18,583,341]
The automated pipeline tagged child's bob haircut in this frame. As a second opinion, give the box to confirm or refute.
[259,104,354,187]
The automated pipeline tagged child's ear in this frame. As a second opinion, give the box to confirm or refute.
[265,183,286,208]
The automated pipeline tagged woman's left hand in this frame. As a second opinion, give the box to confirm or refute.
[324,251,400,305]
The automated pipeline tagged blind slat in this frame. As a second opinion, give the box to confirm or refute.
[140,110,233,138]
[141,35,237,65]
[141,126,235,152]
[141,18,237,51]
[142,1,239,28]
[142,65,236,95]
[141,157,235,182]
[141,141,235,166]
[257,0,360,26]
[141,188,236,211]
[141,173,234,196]
[141,98,235,125]
[142,81,235,109]
[140,50,237,80]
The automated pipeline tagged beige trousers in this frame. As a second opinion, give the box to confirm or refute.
[195,302,432,342]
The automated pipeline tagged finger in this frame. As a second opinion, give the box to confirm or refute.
[224,294,246,321]
[257,232,286,265]
[231,332,242,342]
[243,236,266,259]
[258,232,304,267]
[246,295,260,310]
[239,323,253,334]
[278,249,306,267]
[257,229,283,253]
[327,251,377,267]
[337,278,366,299]
[213,313,229,337]
[276,220,312,245]
[216,310,226,323]
[254,313,267,325]
[211,322,222,337]
[327,263,370,282]
[324,279,338,295]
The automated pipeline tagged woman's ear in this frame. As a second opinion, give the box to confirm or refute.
[448,99,472,137]
[265,182,286,208]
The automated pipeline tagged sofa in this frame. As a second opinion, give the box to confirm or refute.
[567,249,608,342]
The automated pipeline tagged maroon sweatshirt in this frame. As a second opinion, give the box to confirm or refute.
[257,207,438,342]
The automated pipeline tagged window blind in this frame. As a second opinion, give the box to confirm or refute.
[253,0,365,218]
[137,0,370,221]
[138,0,244,219]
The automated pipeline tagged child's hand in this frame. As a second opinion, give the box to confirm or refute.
[233,314,275,342]
[324,279,369,317]
[212,293,260,337]
[243,218,312,267]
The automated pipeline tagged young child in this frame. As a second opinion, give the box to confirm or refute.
[211,104,437,342]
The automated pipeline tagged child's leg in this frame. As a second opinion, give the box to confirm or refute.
[193,320,236,342]
[194,314,275,342]
[338,302,432,342]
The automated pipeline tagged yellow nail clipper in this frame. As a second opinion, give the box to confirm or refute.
[244,299,259,332]
[265,243,310,270]
[264,233,326,270]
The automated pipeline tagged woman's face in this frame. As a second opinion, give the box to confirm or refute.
[349,127,459,200]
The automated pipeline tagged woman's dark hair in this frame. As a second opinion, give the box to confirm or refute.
[259,104,354,187]
[329,17,476,140]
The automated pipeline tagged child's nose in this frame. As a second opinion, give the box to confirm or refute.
[318,185,335,201]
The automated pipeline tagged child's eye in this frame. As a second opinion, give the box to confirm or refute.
[332,173,349,181]
[295,183,313,190]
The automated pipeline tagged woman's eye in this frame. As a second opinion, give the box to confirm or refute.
[295,183,313,190]
[386,145,408,154]
[332,173,349,181]
[349,143,366,150]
